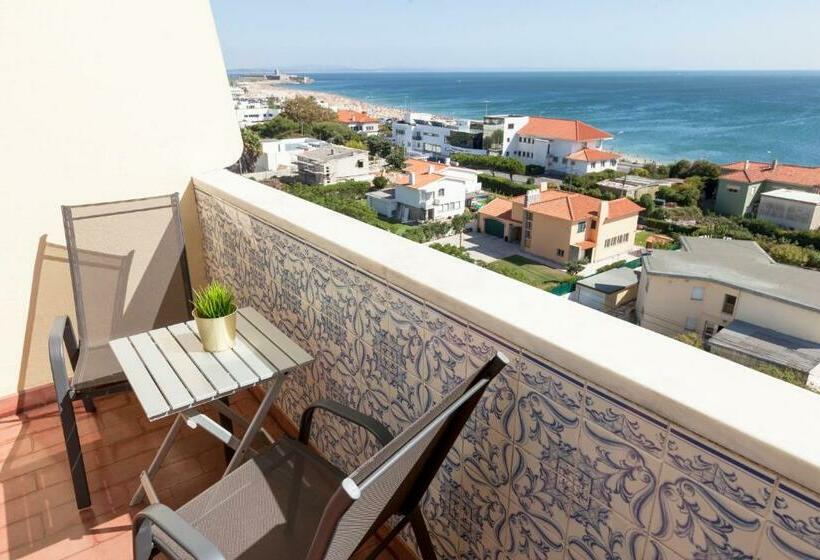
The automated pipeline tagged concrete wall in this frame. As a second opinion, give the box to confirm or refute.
[525,211,573,262]
[757,195,820,230]
[593,215,639,262]
[0,0,241,396]
[716,179,760,216]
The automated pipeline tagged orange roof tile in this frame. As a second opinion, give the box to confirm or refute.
[567,148,620,162]
[721,161,820,188]
[337,109,378,124]
[573,240,597,249]
[478,197,517,222]
[513,190,642,222]
[388,159,448,189]
[518,117,612,142]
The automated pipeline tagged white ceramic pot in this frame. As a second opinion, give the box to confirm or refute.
[193,310,237,352]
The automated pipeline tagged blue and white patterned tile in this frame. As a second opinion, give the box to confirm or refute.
[665,427,774,515]
[566,500,647,560]
[346,268,389,347]
[518,351,584,413]
[758,522,820,560]
[423,442,469,559]
[417,304,470,396]
[577,420,660,531]
[513,378,581,470]
[769,481,820,554]
[650,463,764,559]
[584,384,667,459]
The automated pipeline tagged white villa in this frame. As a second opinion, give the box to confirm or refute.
[234,99,278,127]
[367,159,480,223]
[253,137,327,174]
[391,112,485,159]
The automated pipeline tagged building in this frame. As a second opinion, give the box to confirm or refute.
[477,186,642,264]
[391,112,484,159]
[337,109,379,135]
[296,145,372,185]
[597,175,683,200]
[573,266,639,316]
[715,159,820,216]
[253,137,327,174]
[234,99,278,127]
[638,237,820,376]
[366,159,480,223]
[757,188,820,230]
[492,115,620,176]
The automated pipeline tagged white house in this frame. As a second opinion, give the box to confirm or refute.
[757,188,820,230]
[367,159,480,223]
[296,145,373,185]
[494,115,619,175]
[392,112,484,159]
[253,137,327,174]
[337,110,379,136]
[234,99,278,127]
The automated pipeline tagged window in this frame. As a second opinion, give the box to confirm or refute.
[727,186,739,193]
[507,123,514,129]
[690,287,704,301]
[722,294,737,314]
[685,317,698,331]
[591,219,597,230]
[356,160,364,168]
[577,221,586,233]
[438,188,445,196]
[556,249,565,257]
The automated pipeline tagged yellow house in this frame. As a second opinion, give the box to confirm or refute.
[477,187,642,264]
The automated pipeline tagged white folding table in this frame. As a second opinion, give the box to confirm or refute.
[108,306,313,506]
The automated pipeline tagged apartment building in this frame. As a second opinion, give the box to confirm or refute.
[477,186,642,264]
[367,158,479,223]
[638,237,820,376]
[296,145,373,185]
[715,159,820,217]
[336,109,379,135]
[391,112,484,159]
[253,137,327,174]
[491,115,620,175]
[234,99,278,127]
[757,188,820,230]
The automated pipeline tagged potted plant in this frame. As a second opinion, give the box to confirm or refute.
[192,281,237,352]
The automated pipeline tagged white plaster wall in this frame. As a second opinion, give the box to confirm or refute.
[0,0,241,396]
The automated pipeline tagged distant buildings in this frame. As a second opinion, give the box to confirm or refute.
[391,112,485,159]
[757,189,820,230]
[715,160,820,217]
[573,266,640,318]
[366,159,480,223]
[337,110,380,136]
[637,237,820,380]
[477,186,642,264]
[597,175,683,200]
[296,145,373,185]
[234,99,278,127]
[254,137,327,174]
[488,115,620,176]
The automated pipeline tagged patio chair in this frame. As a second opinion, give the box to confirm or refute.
[133,353,510,560]
[49,194,193,509]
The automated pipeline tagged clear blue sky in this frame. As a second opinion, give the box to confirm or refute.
[210,0,820,71]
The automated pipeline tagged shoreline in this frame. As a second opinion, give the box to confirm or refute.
[236,79,662,165]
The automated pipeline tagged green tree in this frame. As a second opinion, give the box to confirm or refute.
[251,115,300,139]
[385,146,406,170]
[565,259,588,275]
[345,137,367,150]
[366,135,393,158]
[229,127,262,174]
[372,175,389,189]
[669,159,692,178]
[280,96,337,124]
[308,121,356,144]
[638,193,656,213]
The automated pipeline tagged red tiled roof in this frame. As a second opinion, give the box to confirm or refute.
[389,158,447,189]
[518,117,612,142]
[512,190,642,222]
[573,240,597,249]
[607,197,645,220]
[337,109,378,124]
[478,197,517,222]
[721,161,820,188]
[566,148,620,162]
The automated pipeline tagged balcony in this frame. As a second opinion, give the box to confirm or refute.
[2,170,820,559]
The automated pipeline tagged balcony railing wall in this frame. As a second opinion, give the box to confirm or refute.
[193,170,820,560]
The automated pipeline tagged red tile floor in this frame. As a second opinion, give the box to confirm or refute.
[0,390,397,559]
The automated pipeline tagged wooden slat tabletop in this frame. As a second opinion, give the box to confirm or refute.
[109,307,313,420]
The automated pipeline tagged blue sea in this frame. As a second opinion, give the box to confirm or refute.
[278,71,820,165]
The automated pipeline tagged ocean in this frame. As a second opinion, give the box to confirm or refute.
[282,71,820,165]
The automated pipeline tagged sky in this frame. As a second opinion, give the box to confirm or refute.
[209,0,820,72]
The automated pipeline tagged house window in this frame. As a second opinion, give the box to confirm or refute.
[690,287,704,301]
[727,186,739,193]
[722,294,737,314]
[556,248,565,257]
[438,188,445,196]
[591,220,597,229]
[507,123,514,129]
[356,160,364,168]
[577,222,586,233]
[685,317,698,331]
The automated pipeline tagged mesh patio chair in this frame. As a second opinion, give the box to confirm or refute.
[49,194,193,509]
[133,353,510,560]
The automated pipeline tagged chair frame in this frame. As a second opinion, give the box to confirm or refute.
[132,353,510,560]
[50,194,194,509]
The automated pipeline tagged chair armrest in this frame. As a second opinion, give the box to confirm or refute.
[133,504,224,560]
[49,316,79,397]
[299,399,394,447]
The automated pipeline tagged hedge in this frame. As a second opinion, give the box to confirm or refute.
[639,217,697,235]
[525,164,545,176]
[478,174,531,196]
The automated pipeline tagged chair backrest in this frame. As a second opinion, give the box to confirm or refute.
[63,194,192,388]
[307,353,510,560]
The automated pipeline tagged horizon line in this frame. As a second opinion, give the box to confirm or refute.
[227,67,820,74]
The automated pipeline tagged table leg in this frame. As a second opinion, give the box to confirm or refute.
[223,375,284,476]
[130,414,185,506]
[219,396,234,464]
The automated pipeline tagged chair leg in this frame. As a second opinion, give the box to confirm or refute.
[409,506,438,560]
[81,396,96,413]
[56,388,91,509]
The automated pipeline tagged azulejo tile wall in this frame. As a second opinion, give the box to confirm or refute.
[196,189,820,560]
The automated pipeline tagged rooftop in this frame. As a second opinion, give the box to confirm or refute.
[518,116,612,142]
[643,236,820,311]
[336,109,378,125]
[577,267,639,294]
[298,145,367,162]
[388,158,453,189]
[512,190,643,222]
[566,147,620,162]
[709,320,820,374]
[721,160,820,188]
[761,188,820,205]
[598,175,683,191]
